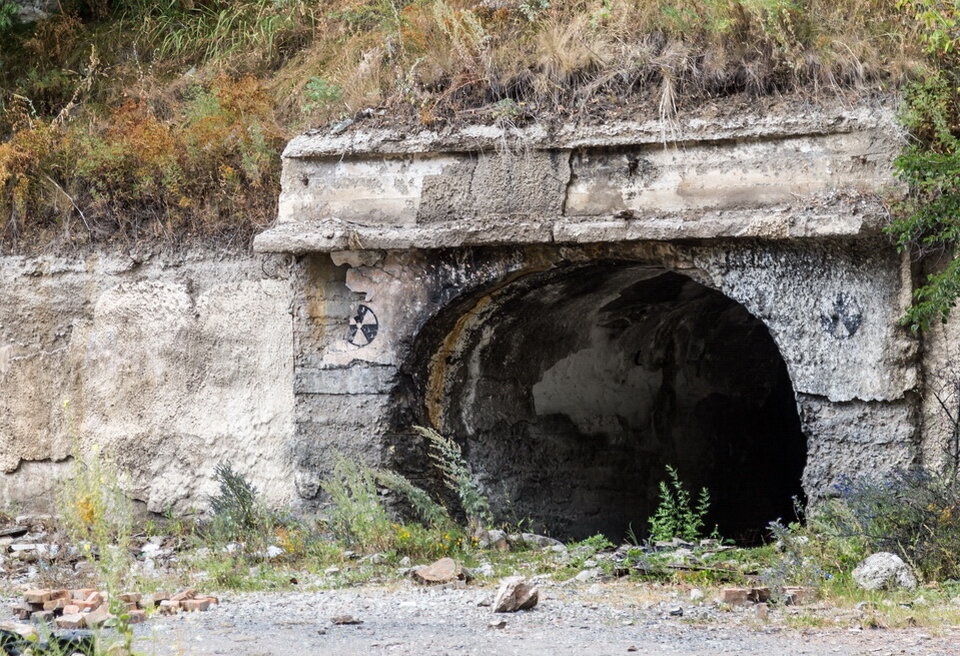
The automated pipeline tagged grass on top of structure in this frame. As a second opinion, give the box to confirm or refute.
[0,0,930,250]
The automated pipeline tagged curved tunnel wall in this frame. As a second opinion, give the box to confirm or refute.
[421,262,806,541]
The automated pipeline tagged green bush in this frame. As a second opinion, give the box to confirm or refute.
[648,465,714,542]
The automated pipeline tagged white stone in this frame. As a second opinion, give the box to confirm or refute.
[852,552,918,591]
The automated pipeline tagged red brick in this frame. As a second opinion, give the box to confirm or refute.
[42,598,69,612]
[126,609,147,624]
[150,592,171,607]
[119,592,141,604]
[748,587,771,603]
[55,613,85,630]
[158,600,179,616]
[71,588,97,601]
[63,604,80,615]
[83,604,114,628]
[22,590,51,605]
[784,586,818,606]
[181,598,211,612]
[10,604,31,621]
[719,588,751,605]
[169,588,196,603]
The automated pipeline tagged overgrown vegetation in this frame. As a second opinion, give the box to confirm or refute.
[0,0,927,249]
[817,468,960,581]
[885,1,960,330]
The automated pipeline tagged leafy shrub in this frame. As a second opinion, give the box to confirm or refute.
[304,77,343,112]
[59,445,135,573]
[816,468,960,580]
[648,465,715,542]
[373,468,453,529]
[0,1,16,33]
[414,425,493,529]
[209,462,271,541]
[576,533,614,551]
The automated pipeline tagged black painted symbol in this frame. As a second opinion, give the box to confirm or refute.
[819,293,862,340]
[346,304,378,347]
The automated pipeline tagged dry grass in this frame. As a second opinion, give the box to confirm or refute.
[0,0,931,249]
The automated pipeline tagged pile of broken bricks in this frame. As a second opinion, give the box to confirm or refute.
[11,587,218,630]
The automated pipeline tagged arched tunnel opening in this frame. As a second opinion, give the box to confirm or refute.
[410,262,807,543]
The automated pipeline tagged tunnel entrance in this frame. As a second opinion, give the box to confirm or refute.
[423,263,806,543]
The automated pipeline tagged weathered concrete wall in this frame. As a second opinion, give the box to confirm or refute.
[0,250,297,514]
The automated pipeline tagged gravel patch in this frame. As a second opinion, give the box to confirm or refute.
[130,581,960,656]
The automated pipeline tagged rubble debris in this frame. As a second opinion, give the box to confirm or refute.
[412,557,473,585]
[493,576,539,613]
[718,588,751,605]
[10,586,218,628]
[330,615,363,625]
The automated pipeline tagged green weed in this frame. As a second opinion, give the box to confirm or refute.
[648,465,716,542]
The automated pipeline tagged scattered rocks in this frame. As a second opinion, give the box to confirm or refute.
[330,615,363,625]
[852,553,918,591]
[518,533,564,549]
[492,576,539,613]
[488,618,507,629]
[689,588,704,602]
[668,606,684,617]
[412,557,473,585]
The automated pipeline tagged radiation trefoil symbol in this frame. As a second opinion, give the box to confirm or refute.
[346,304,378,347]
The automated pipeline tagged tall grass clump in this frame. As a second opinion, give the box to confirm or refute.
[320,427,491,556]
[322,458,396,553]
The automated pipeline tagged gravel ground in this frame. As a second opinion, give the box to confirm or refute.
[130,581,960,656]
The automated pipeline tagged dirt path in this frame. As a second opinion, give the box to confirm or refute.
[131,582,960,656]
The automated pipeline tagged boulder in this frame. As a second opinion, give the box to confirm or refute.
[518,533,564,549]
[852,552,918,591]
[493,576,539,612]
[475,529,510,551]
[412,557,472,585]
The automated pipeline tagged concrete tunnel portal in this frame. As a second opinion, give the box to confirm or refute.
[407,262,807,543]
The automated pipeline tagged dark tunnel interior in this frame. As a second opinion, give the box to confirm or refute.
[429,264,807,543]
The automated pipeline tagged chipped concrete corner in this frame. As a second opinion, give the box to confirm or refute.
[0,99,944,536]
